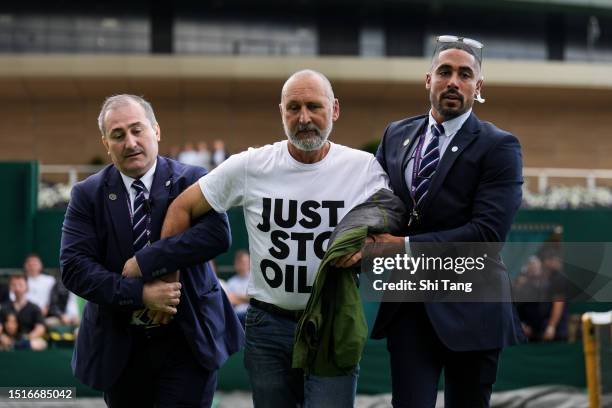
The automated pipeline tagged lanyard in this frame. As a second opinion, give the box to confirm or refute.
[406,128,433,226]
[409,131,428,198]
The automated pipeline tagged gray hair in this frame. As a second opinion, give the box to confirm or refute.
[281,69,335,103]
[97,94,158,136]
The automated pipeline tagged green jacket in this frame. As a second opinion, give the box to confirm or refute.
[292,188,407,376]
[292,226,368,376]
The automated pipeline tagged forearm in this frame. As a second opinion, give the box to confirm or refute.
[163,182,212,238]
[28,324,45,340]
[137,211,230,280]
[234,294,250,304]
[61,256,144,308]
[161,198,193,238]
[547,301,565,328]
[136,183,228,281]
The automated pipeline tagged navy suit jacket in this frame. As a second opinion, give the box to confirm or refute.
[60,156,244,391]
[371,113,525,351]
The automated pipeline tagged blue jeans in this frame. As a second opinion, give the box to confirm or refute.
[244,305,358,408]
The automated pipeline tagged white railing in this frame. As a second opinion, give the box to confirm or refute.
[39,165,612,192]
[39,164,104,186]
[523,167,612,193]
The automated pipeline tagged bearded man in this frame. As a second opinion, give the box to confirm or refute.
[140,69,390,407]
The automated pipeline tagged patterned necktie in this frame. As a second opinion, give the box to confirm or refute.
[130,179,153,326]
[413,123,443,207]
[131,179,148,251]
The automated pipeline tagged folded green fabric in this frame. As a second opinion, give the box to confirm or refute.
[292,188,407,377]
[292,226,368,376]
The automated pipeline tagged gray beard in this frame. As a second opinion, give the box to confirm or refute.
[285,122,332,152]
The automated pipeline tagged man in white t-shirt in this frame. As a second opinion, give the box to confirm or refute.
[23,254,55,317]
[157,70,389,408]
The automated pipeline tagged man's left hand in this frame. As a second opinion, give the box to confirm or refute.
[122,256,142,278]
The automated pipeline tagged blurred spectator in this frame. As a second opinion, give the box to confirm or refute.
[196,141,212,169]
[0,312,46,351]
[515,252,568,342]
[174,139,230,169]
[226,250,250,325]
[23,254,55,316]
[0,274,47,350]
[0,281,8,304]
[45,280,80,328]
[211,139,230,168]
[513,256,543,300]
[168,145,181,160]
[0,312,19,350]
[177,142,200,166]
[540,251,568,341]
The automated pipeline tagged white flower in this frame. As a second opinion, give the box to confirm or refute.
[522,184,612,209]
[38,183,73,209]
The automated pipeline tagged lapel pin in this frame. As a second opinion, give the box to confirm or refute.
[165,180,171,187]
[108,193,117,201]
[451,146,459,153]
[403,138,411,147]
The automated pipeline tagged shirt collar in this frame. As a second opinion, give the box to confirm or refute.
[119,159,157,194]
[428,108,472,138]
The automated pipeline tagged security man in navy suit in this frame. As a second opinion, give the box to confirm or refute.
[60,94,244,407]
[335,37,525,407]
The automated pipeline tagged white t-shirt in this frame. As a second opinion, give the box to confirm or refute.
[226,274,250,313]
[199,140,389,309]
[26,273,56,311]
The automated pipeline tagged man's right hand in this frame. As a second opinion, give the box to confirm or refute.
[333,233,406,268]
[142,280,182,314]
[147,271,181,324]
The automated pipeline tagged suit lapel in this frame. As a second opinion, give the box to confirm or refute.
[419,113,481,212]
[104,167,133,262]
[148,157,172,243]
[396,117,428,205]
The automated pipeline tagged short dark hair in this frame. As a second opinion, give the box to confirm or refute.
[8,273,26,284]
[433,42,482,67]
[234,250,250,260]
[0,311,18,326]
[24,253,41,261]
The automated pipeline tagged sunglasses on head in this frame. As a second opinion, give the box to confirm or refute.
[436,35,483,49]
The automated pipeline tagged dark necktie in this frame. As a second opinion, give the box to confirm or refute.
[130,179,153,325]
[131,180,148,251]
[414,123,443,207]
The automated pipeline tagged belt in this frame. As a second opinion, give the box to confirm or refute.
[249,298,304,322]
[130,320,179,340]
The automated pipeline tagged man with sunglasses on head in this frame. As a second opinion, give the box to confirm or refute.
[336,35,525,407]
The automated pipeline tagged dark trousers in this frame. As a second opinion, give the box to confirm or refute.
[387,303,500,408]
[243,305,358,408]
[104,323,217,408]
